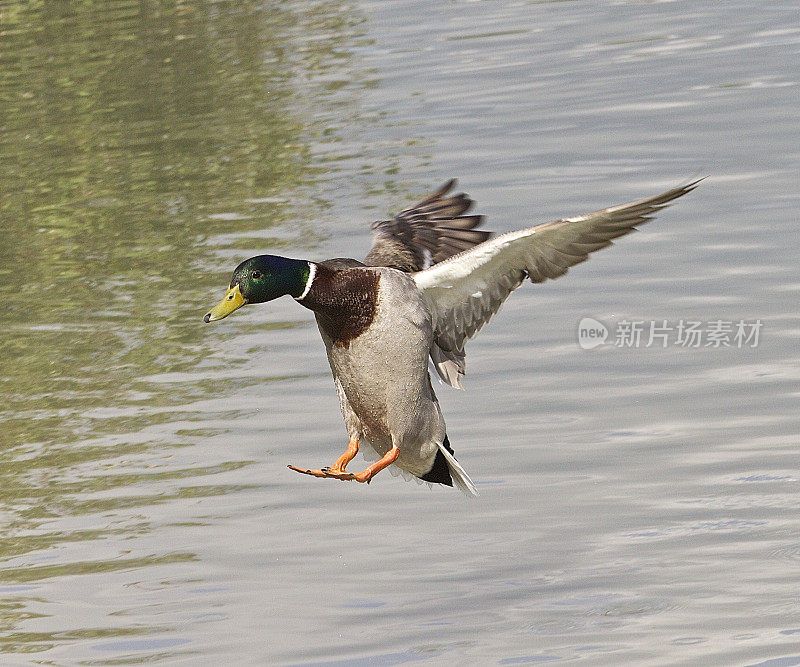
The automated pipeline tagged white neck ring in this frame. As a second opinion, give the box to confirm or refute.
[295,262,317,301]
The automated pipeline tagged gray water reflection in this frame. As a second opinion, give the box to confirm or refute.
[1,0,799,664]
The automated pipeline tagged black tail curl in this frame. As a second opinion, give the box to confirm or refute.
[419,435,454,487]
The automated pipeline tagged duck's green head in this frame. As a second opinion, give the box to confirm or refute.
[204,255,312,323]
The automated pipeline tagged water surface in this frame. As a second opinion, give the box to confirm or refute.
[1,0,799,664]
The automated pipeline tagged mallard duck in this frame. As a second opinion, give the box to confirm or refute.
[204,179,701,495]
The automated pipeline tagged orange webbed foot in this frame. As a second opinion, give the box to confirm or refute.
[287,445,398,486]
[287,465,356,481]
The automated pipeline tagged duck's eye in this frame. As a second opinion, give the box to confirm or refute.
[251,270,262,279]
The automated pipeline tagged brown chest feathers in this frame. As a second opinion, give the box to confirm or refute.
[297,264,380,347]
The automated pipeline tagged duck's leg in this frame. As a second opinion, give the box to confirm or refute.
[351,446,399,483]
[328,438,360,473]
[288,444,398,484]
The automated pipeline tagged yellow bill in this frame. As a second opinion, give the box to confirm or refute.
[204,284,246,322]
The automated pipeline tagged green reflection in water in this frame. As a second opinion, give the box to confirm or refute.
[0,0,365,656]
[0,1,344,449]
[0,552,197,586]
[0,591,185,656]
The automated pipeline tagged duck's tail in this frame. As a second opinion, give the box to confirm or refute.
[419,435,478,497]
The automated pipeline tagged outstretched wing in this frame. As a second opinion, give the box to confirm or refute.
[414,179,703,388]
[364,179,492,272]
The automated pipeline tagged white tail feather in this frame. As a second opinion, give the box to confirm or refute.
[437,441,478,497]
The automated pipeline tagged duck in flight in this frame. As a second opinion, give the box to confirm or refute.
[204,178,701,496]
